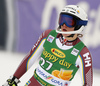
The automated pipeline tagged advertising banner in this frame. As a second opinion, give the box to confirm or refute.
[15,0,100,69]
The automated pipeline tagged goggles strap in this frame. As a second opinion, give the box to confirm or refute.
[77,20,88,26]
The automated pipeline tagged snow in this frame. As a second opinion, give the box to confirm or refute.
[0,51,100,86]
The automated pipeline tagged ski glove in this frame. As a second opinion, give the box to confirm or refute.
[2,76,20,86]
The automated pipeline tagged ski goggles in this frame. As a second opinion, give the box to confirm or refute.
[59,13,88,28]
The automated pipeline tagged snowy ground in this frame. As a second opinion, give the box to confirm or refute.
[0,50,100,86]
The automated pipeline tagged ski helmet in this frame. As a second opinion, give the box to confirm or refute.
[56,5,88,34]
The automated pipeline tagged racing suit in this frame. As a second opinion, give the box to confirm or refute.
[14,29,93,86]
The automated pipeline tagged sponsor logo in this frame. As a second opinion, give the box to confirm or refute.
[59,59,72,68]
[83,52,91,67]
[37,68,63,86]
[43,49,59,62]
[66,7,76,11]
[43,49,72,68]
[47,35,54,43]
[51,48,65,58]
[77,10,80,14]
[46,76,53,80]
[65,82,68,86]
[71,48,79,56]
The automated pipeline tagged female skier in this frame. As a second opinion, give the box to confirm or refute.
[3,5,93,86]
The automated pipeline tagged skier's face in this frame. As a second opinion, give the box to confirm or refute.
[61,24,75,37]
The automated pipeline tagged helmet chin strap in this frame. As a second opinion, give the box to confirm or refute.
[56,26,84,34]
[67,34,75,37]
[64,34,78,41]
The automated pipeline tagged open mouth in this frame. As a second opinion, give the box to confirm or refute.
[63,29,67,32]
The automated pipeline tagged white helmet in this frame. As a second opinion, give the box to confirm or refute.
[56,5,88,34]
